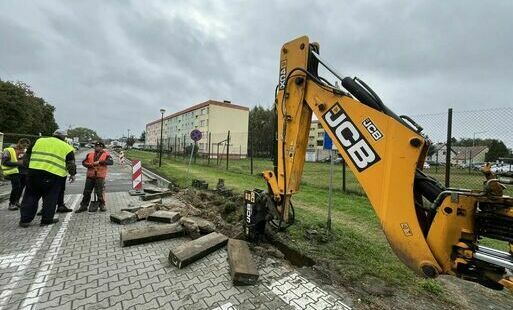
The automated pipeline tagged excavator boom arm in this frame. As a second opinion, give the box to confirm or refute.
[267,36,441,276]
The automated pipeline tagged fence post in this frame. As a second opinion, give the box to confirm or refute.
[207,132,211,165]
[217,143,220,165]
[445,108,453,187]
[226,130,230,170]
[342,157,346,192]
[250,127,253,175]
[194,141,197,164]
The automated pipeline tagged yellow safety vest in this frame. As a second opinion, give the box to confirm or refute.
[29,137,75,177]
[1,147,18,176]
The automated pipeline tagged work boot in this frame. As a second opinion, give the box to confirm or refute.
[88,202,99,213]
[19,221,30,228]
[56,204,73,213]
[75,205,88,213]
[99,205,107,212]
[8,203,18,211]
[40,218,59,226]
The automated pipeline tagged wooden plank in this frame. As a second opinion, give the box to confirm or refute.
[147,211,181,223]
[227,239,259,285]
[168,232,228,269]
[120,223,184,247]
[110,211,137,225]
[141,191,173,201]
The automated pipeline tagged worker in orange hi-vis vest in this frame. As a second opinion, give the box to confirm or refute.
[75,141,113,213]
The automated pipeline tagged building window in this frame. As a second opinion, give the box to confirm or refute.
[200,120,205,127]
[317,141,323,146]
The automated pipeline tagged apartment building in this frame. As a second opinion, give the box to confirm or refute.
[145,100,249,156]
[308,120,325,149]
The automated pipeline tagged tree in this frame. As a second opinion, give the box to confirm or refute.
[249,105,275,158]
[67,127,101,142]
[126,136,136,147]
[485,140,510,162]
[0,79,58,135]
[140,131,146,141]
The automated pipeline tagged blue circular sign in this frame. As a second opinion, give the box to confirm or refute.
[190,129,202,142]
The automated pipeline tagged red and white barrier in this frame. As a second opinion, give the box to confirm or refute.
[132,160,142,191]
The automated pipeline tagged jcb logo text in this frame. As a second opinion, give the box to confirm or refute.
[323,104,380,171]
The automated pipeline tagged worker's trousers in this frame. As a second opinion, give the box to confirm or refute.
[80,177,106,207]
[20,174,63,223]
[7,173,26,205]
[57,176,66,207]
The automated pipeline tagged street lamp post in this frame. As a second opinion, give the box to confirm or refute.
[127,129,130,148]
[159,109,166,167]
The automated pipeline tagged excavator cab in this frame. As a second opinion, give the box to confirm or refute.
[244,36,513,291]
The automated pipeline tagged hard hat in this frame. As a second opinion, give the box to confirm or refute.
[94,141,105,147]
[53,129,68,138]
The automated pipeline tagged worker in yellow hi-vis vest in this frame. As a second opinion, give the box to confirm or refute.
[19,130,77,227]
[1,138,30,210]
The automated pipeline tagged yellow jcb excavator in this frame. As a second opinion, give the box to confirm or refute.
[243,36,513,291]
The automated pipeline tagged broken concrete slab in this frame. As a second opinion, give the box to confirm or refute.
[182,221,201,239]
[141,191,174,201]
[143,186,169,194]
[134,206,158,220]
[122,199,162,212]
[128,189,145,196]
[227,239,259,285]
[180,217,216,233]
[120,223,184,247]
[147,210,181,223]
[110,211,137,225]
[168,232,228,269]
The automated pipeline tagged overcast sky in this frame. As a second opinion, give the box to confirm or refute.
[1,0,512,141]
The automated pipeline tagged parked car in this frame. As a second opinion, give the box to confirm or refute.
[490,164,513,174]
[472,163,485,171]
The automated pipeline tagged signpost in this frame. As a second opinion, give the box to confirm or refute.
[186,130,202,177]
[324,133,335,232]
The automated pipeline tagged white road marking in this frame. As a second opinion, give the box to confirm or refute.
[211,303,237,310]
[0,227,52,309]
[266,273,351,310]
[18,194,80,308]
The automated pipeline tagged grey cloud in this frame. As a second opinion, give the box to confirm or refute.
[0,0,512,140]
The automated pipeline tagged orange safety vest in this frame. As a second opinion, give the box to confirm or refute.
[85,151,110,179]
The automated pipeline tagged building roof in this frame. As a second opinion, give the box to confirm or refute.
[146,100,249,127]
[453,145,489,160]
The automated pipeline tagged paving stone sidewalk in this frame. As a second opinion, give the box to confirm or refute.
[0,157,353,310]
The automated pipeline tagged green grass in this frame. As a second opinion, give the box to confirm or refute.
[128,150,445,294]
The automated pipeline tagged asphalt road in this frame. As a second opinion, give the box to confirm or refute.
[65,148,132,195]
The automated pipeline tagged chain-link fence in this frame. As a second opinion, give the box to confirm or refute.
[137,107,512,196]
[413,107,513,195]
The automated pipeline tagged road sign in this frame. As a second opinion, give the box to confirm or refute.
[323,133,333,150]
[190,129,202,142]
